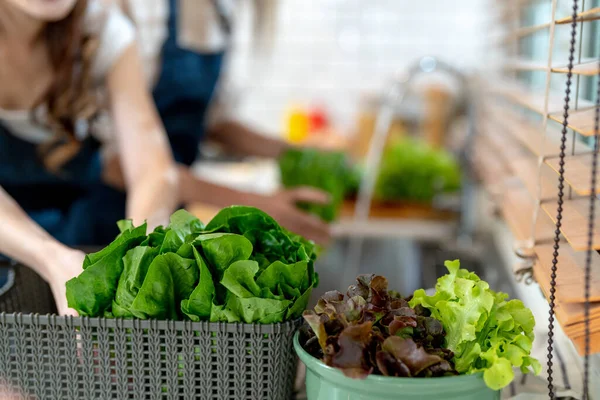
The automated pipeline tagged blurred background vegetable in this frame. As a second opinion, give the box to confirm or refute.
[374,138,461,203]
[279,148,353,222]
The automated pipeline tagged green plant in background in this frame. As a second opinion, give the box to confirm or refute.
[66,207,319,324]
[410,260,541,390]
[279,148,353,222]
[375,138,461,203]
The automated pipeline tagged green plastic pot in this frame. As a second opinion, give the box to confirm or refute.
[294,333,500,400]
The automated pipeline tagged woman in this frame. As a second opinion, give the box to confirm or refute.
[0,0,178,315]
[108,0,332,245]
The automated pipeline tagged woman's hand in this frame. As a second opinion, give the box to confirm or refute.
[0,187,84,316]
[257,187,332,245]
[41,245,85,316]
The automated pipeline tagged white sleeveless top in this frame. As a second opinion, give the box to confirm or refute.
[0,1,135,145]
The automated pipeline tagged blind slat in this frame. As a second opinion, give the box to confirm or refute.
[490,82,594,115]
[502,185,556,243]
[504,59,599,76]
[535,244,600,304]
[541,198,600,251]
[555,6,600,24]
[552,60,600,76]
[510,158,558,200]
[533,260,600,357]
[546,153,600,196]
[485,106,592,157]
[549,106,600,136]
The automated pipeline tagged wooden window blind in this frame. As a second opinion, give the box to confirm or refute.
[477,0,600,355]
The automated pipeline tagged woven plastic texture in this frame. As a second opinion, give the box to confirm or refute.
[0,264,56,315]
[0,314,299,400]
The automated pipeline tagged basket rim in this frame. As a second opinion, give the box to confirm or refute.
[0,312,301,334]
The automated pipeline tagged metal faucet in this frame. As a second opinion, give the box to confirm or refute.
[346,56,478,278]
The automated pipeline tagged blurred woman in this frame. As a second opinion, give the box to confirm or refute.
[109,0,332,245]
[0,0,178,315]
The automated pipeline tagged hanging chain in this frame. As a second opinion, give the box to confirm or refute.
[547,1,579,398]
[582,49,600,400]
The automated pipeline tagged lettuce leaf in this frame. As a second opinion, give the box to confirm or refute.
[159,210,204,253]
[112,246,158,318]
[409,260,539,390]
[126,253,199,320]
[66,223,147,316]
[181,247,215,321]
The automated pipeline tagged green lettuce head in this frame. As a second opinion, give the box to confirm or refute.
[410,260,541,391]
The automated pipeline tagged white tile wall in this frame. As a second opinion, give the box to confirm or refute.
[223,0,494,136]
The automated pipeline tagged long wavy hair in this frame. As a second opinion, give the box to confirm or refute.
[34,0,101,172]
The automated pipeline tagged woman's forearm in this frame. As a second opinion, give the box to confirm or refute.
[0,186,68,280]
[207,120,289,159]
[107,45,180,229]
[178,167,267,209]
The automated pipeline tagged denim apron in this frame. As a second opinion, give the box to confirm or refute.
[0,123,126,293]
[152,0,225,166]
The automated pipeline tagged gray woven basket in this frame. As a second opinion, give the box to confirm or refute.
[0,313,300,400]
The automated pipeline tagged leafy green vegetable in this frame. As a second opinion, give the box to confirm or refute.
[227,295,292,324]
[279,148,352,221]
[112,246,158,318]
[221,260,262,298]
[409,260,540,390]
[120,253,199,320]
[181,248,215,321]
[140,225,167,247]
[128,254,178,320]
[82,223,147,269]
[160,210,204,253]
[257,260,309,294]
[375,138,460,202]
[193,233,253,276]
[66,223,148,316]
[299,274,456,379]
[66,206,319,325]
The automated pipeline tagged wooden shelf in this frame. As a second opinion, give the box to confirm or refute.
[535,244,600,304]
[549,106,600,137]
[545,153,600,196]
[542,198,600,251]
[556,7,600,24]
